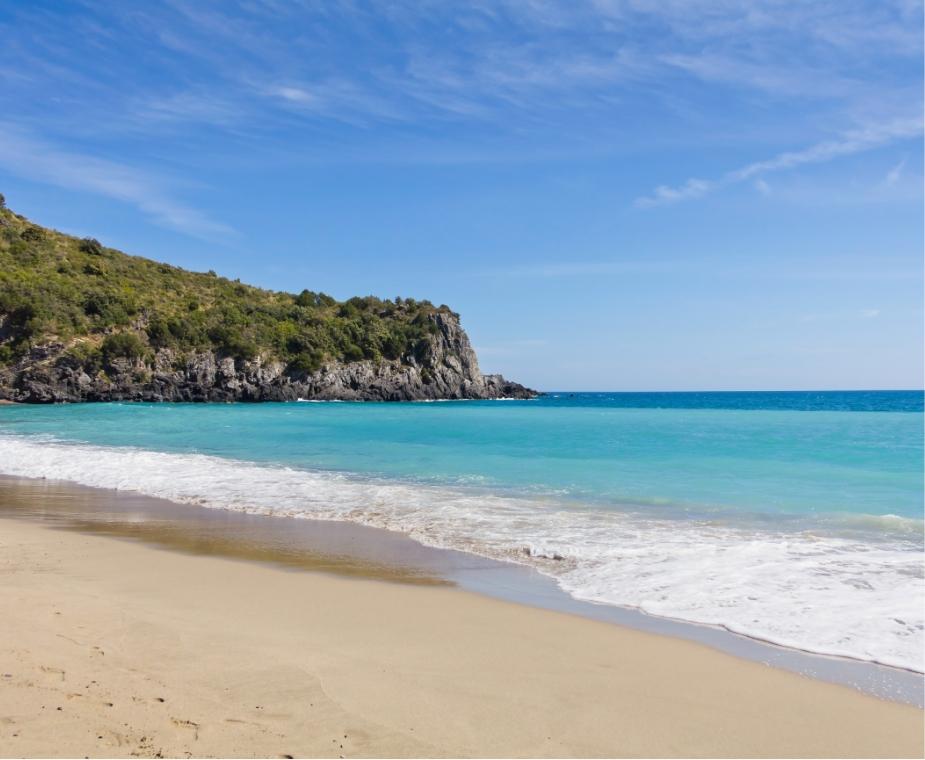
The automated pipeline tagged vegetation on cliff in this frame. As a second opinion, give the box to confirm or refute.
[0,199,455,376]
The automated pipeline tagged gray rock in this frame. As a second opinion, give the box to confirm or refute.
[0,312,538,403]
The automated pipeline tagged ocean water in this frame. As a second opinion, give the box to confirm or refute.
[0,391,922,671]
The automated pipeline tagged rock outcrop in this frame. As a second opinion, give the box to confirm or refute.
[0,312,537,403]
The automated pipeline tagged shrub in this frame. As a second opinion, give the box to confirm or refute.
[287,350,323,375]
[342,343,364,362]
[168,317,204,345]
[80,237,103,256]
[101,332,146,361]
[145,319,173,349]
[83,292,132,325]
[6,303,41,340]
[208,326,259,360]
[225,337,259,361]
[380,333,405,360]
[284,334,311,354]
[295,290,320,308]
[0,203,454,373]
[338,302,360,319]
[8,240,31,260]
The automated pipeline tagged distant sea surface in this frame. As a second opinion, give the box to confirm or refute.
[1,391,922,671]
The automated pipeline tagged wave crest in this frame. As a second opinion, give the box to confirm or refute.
[0,433,921,672]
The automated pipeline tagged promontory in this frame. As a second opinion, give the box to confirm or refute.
[0,197,535,403]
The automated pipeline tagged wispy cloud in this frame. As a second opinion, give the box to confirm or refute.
[131,90,244,127]
[3,1,919,141]
[883,157,907,186]
[635,117,923,207]
[0,1,921,208]
[0,125,235,240]
[635,179,713,208]
[268,85,317,105]
[660,52,857,100]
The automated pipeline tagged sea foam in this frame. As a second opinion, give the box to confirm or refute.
[0,433,921,672]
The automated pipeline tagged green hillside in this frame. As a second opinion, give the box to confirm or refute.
[0,196,452,375]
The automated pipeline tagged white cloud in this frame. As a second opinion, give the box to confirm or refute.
[884,157,906,185]
[17,0,912,136]
[731,119,920,180]
[2,0,921,179]
[754,178,771,195]
[0,125,235,240]
[268,86,317,105]
[860,308,880,318]
[635,116,923,207]
[635,178,713,208]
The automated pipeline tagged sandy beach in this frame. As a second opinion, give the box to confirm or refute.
[0,487,922,758]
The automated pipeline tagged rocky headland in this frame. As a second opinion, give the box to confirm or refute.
[0,198,535,403]
[1,311,535,403]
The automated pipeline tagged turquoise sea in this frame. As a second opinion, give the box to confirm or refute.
[1,391,922,670]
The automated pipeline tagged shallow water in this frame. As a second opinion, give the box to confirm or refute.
[2,474,921,706]
[0,391,922,670]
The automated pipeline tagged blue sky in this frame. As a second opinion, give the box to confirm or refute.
[0,0,921,391]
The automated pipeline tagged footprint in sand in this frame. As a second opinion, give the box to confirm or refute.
[98,729,128,748]
[170,717,200,741]
[40,665,65,682]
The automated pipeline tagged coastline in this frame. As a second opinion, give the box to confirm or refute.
[1,417,921,676]
[1,474,921,705]
[1,477,922,758]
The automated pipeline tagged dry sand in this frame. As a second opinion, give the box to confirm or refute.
[0,516,922,758]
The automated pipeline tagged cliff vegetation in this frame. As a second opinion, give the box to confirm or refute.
[0,196,535,402]
[1,197,455,374]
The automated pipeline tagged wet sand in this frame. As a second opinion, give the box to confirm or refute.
[0,477,923,757]
[1,474,920,705]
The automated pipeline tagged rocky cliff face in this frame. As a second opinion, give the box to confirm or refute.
[0,312,536,403]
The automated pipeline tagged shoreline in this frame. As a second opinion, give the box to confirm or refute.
[1,477,923,757]
[1,474,922,707]
[1,398,921,677]
[0,429,921,677]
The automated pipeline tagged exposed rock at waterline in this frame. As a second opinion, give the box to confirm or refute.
[0,312,537,403]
